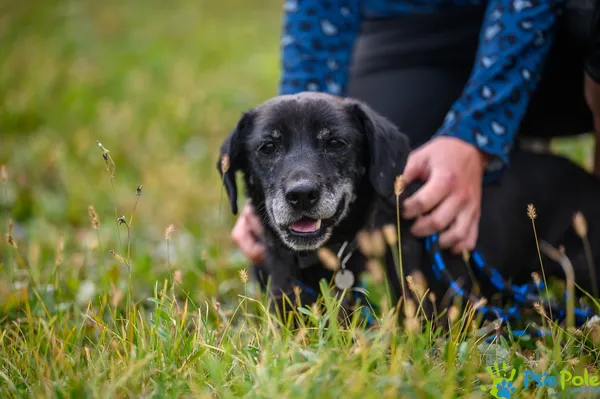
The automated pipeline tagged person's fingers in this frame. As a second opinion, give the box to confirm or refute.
[456,218,480,253]
[246,208,264,237]
[231,208,266,264]
[402,169,455,219]
[439,205,479,252]
[402,150,428,184]
[449,222,479,255]
[244,238,266,264]
[410,193,464,237]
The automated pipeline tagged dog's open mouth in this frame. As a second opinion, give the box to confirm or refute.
[289,217,323,235]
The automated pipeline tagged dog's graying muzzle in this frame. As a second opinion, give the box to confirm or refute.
[285,181,320,211]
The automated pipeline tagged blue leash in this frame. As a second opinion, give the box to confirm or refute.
[295,231,596,335]
[425,232,596,329]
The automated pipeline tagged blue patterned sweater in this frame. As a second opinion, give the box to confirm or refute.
[279,0,565,173]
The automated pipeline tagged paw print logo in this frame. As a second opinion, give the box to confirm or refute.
[496,380,516,398]
[480,362,517,398]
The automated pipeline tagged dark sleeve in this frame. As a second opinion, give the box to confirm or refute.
[278,0,361,96]
[434,0,564,178]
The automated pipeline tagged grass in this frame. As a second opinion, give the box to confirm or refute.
[1,1,600,397]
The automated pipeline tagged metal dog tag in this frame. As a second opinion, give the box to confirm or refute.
[334,269,355,290]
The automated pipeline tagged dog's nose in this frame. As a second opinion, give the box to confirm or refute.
[285,182,320,211]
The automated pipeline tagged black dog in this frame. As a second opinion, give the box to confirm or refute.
[217,92,600,320]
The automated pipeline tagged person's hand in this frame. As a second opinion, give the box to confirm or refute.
[231,202,266,264]
[402,136,489,254]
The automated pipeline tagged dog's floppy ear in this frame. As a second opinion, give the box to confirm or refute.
[217,111,253,215]
[346,99,412,204]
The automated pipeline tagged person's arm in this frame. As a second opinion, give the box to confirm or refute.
[435,0,564,177]
[403,1,564,253]
[278,0,361,96]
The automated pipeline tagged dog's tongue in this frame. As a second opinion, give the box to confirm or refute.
[290,218,321,233]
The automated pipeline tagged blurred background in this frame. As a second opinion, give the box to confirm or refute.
[1,0,282,308]
[0,0,595,309]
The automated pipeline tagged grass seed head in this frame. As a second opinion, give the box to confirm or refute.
[357,230,373,257]
[88,205,100,230]
[407,271,427,299]
[55,236,64,266]
[220,154,231,175]
[527,204,537,220]
[473,297,488,310]
[382,224,397,246]
[403,299,416,318]
[366,259,384,283]
[0,164,7,183]
[370,229,386,258]
[239,268,249,283]
[136,185,143,196]
[448,306,460,323]
[573,211,588,238]
[404,317,420,334]
[6,233,17,248]
[531,272,541,286]
[164,224,176,240]
[428,292,437,305]
[533,302,547,317]
[394,175,405,197]
[317,247,340,271]
[292,284,302,301]
[174,270,183,284]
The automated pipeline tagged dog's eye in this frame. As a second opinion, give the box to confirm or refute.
[258,142,276,155]
[326,138,346,150]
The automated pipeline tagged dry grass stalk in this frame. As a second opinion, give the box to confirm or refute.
[540,240,575,330]
[572,211,597,298]
[527,203,552,320]
[393,175,407,312]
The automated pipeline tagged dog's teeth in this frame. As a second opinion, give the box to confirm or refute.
[315,219,322,230]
